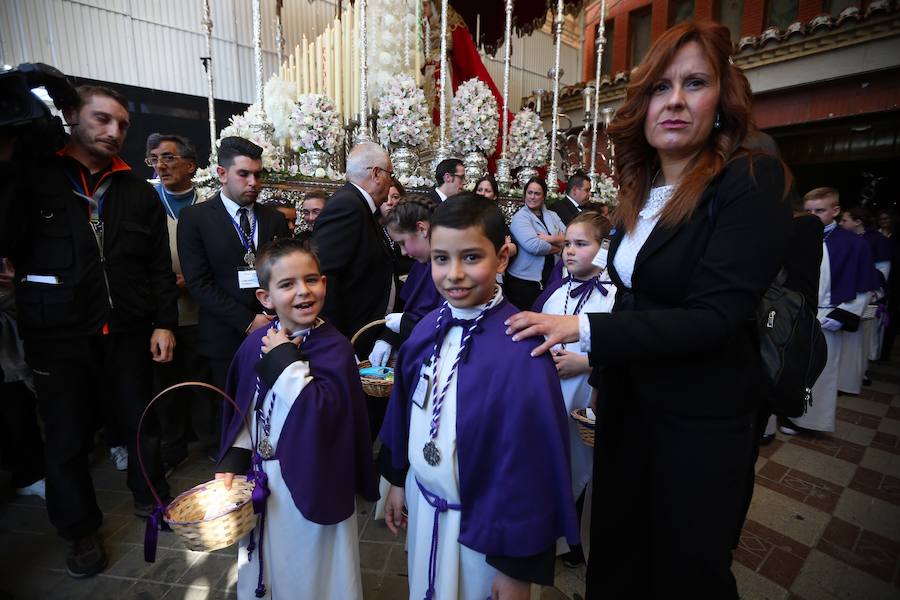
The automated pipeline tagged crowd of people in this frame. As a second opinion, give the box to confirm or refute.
[0,19,896,600]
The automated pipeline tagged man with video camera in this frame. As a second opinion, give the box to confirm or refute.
[0,65,177,579]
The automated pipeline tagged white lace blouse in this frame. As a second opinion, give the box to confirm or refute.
[612,184,675,289]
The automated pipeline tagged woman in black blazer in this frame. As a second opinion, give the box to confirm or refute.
[506,22,792,598]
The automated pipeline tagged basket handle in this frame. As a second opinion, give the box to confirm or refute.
[350,318,387,348]
[135,381,253,510]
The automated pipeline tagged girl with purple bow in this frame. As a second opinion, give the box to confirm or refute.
[535,212,616,568]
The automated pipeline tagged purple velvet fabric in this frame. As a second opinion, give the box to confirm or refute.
[400,261,442,325]
[220,321,379,524]
[826,225,880,305]
[379,298,580,557]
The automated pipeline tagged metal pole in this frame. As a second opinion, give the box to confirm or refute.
[494,0,514,190]
[547,0,564,193]
[201,0,216,156]
[589,0,607,192]
[357,0,372,141]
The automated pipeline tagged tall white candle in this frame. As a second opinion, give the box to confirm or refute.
[315,35,323,94]
[334,18,343,119]
[302,35,310,94]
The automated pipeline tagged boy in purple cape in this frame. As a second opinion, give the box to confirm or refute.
[216,238,378,599]
[782,188,880,434]
[379,194,579,600]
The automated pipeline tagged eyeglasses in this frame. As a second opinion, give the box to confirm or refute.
[300,208,322,217]
[145,154,183,167]
[451,172,465,180]
[366,165,394,178]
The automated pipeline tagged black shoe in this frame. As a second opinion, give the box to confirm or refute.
[759,433,776,446]
[863,376,873,386]
[561,546,585,568]
[134,498,171,519]
[162,452,190,477]
[66,534,108,579]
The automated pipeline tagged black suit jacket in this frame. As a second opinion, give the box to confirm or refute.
[549,196,581,225]
[587,154,792,418]
[425,188,444,205]
[177,193,290,358]
[312,183,394,340]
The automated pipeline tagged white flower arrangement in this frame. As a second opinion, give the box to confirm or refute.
[287,94,345,155]
[450,78,498,156]
[263,75,298,145]
[377,74,432,148]
[594,172,619,205]
[397,173,433,188]
[509,108,549,168]
[217,103,283,171]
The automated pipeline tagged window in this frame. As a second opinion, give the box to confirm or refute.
[598,20,614,76]
[825,0,859,15]
[717,0,744,42]
[765,0,798,29]
[669,0,695,25]
[629,8,652,69]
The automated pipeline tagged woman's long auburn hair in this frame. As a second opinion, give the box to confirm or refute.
[609,21,756,231]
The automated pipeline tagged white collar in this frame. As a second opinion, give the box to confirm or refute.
[275,317,323,338]
[350,182,377,214]
[435,187,449,202]
[567,195,581,209]
[220,190,254,220]
[448,285,503,319]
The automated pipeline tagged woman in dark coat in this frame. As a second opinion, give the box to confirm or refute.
[506,21,793,598]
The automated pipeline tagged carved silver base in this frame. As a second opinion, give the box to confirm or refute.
[390,146,419,182]
[516,165,539,189]
[495,158,512,194]
[463,151,488,190]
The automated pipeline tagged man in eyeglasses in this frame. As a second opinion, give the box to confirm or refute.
[427,158,465,204]
[295,189,328,248]
[145,133,217,473]
[0,85,178,579]
[312,142,397,342]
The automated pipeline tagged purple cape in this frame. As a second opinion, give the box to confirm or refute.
[220,321,379,524]
[379,299,580,557]
[826,226,880,305]
[400,261,442,324]
[863,229,893,264]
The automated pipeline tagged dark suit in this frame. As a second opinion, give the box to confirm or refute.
[425,187,444,205]
[583,155,792,599]
[549,195,582,225]
[177,193,289,381]
[312,183,394,341]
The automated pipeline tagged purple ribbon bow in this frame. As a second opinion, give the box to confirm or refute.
[569,276,608,298]
[143,503,168,563]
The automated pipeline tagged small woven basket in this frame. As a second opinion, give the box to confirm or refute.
[352,319,395,397]
[138,382,257,555]
[570,408,595,448]
[165,475,256,552]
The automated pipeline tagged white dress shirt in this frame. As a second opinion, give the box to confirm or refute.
[578,184,675,351]
[220,191,259,249]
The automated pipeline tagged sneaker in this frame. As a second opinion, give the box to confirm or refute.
[15,478,46,500]
[65,534,108,579]
[778,418,799,436]
[109,446,128,471]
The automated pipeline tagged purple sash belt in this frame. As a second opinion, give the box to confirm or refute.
[415,478,462,600]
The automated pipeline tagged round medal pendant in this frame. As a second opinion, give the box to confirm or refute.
[244,251,256,267]
[258,437,274,459]
[423,440,441,466]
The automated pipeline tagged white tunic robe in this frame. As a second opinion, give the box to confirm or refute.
[405,298,501,600]
[232,339,363,599]
[539,279,616,499]
[795,247,867,432]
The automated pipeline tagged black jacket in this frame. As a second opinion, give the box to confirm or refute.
[588,154,793,418]
[0,152,178,341]
[312,183,394,340]
[177,193,290,359]
[549,195,582,225]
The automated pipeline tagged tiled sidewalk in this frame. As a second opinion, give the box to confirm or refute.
[1,365,899,599]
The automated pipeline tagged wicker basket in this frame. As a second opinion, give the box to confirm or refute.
[570,408,595,448]
[138,382,258,556]
[352,319,395,397]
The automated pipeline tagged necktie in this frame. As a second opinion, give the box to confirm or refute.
[238,207,255,251]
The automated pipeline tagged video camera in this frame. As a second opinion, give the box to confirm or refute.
[0,63,80,158]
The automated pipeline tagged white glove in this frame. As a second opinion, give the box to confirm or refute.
[368,340,393,367]
[819,317,842,332]
[385,312,403,334]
